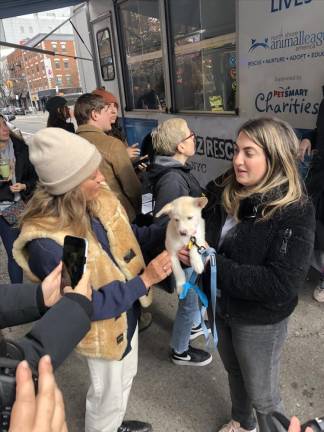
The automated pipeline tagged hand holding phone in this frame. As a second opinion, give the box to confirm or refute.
[133,155,150,168]
[41,262,63,307]
[61,236,88,290]
[63,270,92,301]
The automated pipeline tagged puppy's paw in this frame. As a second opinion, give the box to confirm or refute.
[176,278,186,295]
[192,258,204,274]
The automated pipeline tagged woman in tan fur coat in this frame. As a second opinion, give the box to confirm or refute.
[13,128,171,432]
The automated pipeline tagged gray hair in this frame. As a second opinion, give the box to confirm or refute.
[151,118,189,156]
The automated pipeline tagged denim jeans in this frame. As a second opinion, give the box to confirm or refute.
[298,153,312,181]
[170,287,201,353]
[0,217,23,283]
[217,316,288,432]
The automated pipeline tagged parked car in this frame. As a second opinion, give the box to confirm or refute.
[0,109,15,122]
[14,107,26,115]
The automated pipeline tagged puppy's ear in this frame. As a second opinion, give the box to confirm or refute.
[195,196,208,209]
[155,202,173,218]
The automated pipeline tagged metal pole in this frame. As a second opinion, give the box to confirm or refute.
[21,53,34,113]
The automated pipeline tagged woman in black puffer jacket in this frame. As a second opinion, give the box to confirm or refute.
[200,117,315,432]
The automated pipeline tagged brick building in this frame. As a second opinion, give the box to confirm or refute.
[6,33,81,110]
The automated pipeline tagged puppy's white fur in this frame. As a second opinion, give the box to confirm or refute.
[156,196,208,294]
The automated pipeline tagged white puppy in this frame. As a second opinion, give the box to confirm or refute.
[156,196,208,294]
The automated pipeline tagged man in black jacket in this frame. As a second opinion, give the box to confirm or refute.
[0,262,92,371]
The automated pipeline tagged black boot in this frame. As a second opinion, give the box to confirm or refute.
[117,420,153,432]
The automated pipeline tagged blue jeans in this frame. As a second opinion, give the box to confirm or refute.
[0,216,23,283]
[217,316,288,432]
[298,153,312,180]
[170,287,201,353]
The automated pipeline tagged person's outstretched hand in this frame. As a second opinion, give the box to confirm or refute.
[10,355,68,432]
[127,143,141,159]
[41,262,63,307]
[298,138,312,161]
[140,250,172,288]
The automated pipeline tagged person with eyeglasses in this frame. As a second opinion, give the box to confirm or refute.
[147,118,212,366]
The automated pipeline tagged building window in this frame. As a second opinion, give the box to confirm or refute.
[168,0,236,112]
[63,59,69,69]
[51,42,57,50]
[118,0,164,110]
[96,28,115,81]
[55,76,62,86]
[66,75,72,86]
[117,0,236,114]
[61,43,67,52]
[54,60,60,69]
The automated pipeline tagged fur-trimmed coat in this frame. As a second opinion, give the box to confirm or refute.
[13,187,152,360]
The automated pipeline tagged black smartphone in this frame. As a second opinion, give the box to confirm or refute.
[133,155,150,168]
[62,235,88,289]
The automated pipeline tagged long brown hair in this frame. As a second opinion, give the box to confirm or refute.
[222,117,303,221]
[20,183,101,237]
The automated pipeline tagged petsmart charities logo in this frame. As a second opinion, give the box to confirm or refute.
[255,86,320,115]
[249,30,324,53]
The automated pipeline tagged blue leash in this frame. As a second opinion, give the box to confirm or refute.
[179,237,218,349]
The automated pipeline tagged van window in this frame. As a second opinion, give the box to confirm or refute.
[169,0,236,113]
[118,0,165,110]
[96,28,115,81]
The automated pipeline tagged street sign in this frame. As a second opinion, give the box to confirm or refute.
[44,57,53,79]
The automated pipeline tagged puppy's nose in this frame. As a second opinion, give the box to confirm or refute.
[179,230,188,236]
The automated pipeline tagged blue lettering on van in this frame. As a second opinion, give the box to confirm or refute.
[271,0,312,13]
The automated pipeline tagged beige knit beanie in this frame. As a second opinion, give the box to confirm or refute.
[29,128,102,195]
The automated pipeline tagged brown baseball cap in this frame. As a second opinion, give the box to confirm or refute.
[92,88,118,108]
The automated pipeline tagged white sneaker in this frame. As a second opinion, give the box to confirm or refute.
[313,286,324,302]
[218,419,256,432]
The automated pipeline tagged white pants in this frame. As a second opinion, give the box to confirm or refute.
[85,326,139,432]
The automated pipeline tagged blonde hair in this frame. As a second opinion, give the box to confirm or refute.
[222,117,303,221]
[20,184,101,237]
[151,118,189,156]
